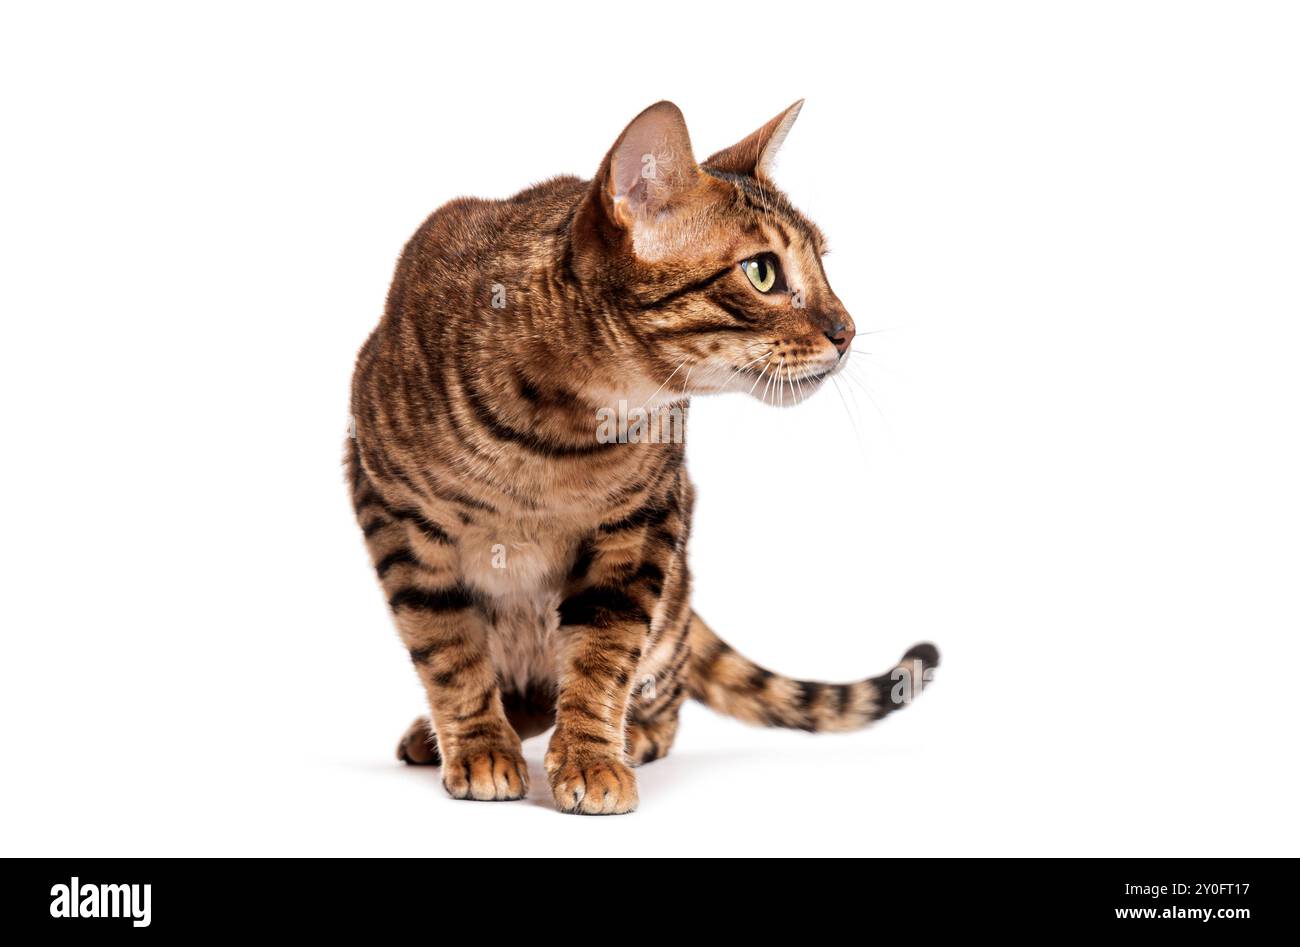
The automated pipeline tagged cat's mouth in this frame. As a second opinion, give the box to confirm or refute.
[730,362,835,382]
[798,366,837,385]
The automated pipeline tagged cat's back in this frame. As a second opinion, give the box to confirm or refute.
[387,175,588,315]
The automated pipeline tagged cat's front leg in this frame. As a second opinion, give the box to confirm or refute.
[546,526,678,815]
[363,507,528,802]
[396,590,528,801]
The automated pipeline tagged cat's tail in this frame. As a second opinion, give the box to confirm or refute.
[684,612,939,732]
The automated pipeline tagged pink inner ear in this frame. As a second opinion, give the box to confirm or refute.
[613,127,655,208]
[609,102,697,214]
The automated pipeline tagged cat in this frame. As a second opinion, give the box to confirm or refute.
[347,100,938,815]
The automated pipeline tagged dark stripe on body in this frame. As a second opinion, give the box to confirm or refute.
[377,549,419,578]
[389,585,478,613]
[459,364,617,459]
[559,586,650,629]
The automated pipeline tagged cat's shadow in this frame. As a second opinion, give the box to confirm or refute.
[381,737,918,813]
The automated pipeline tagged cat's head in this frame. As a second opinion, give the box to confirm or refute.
[574,101,854,408]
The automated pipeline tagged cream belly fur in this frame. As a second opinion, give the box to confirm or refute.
[458,521,572,694]
[485,594,561,695]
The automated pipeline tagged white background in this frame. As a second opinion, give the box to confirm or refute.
[2,1,1297,857]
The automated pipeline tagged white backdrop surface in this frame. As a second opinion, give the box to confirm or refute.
[1,1,1297,856]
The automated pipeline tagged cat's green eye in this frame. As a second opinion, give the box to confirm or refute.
[742,254,781,293]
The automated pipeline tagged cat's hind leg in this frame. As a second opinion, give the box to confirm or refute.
[398,685,554,766]
[624,586,692,767]
[397,716,440,765]
[625,700,683,767]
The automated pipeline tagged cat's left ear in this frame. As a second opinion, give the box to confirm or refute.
[704,99,804,180]
[603,101,702,226]
[573,102,708,266]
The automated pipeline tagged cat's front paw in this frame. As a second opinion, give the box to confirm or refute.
[441,743,529,801]
[545,735,638,815]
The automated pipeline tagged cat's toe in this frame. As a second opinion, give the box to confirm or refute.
[548,754,638,814]
[441,746,529,801]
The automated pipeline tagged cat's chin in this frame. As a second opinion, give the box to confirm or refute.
[745,366,837,407]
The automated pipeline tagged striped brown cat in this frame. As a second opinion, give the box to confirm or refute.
[348,101,938,815]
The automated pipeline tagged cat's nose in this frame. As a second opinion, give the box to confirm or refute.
[825,322,855,355]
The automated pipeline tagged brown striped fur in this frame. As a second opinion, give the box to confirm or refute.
[350,101,938,815]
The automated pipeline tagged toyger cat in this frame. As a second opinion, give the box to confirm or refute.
[348,100,938,814]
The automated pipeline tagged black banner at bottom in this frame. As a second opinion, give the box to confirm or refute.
[2,857,1287,935]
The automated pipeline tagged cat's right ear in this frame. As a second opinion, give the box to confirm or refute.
[704,99,804,180]
[600,101,701,228]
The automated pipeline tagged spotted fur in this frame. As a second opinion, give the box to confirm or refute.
[351,101,938,815]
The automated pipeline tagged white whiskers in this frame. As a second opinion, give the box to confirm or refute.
[639,358,689,411]
[747,356,774,397]
[716,349,773,392]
